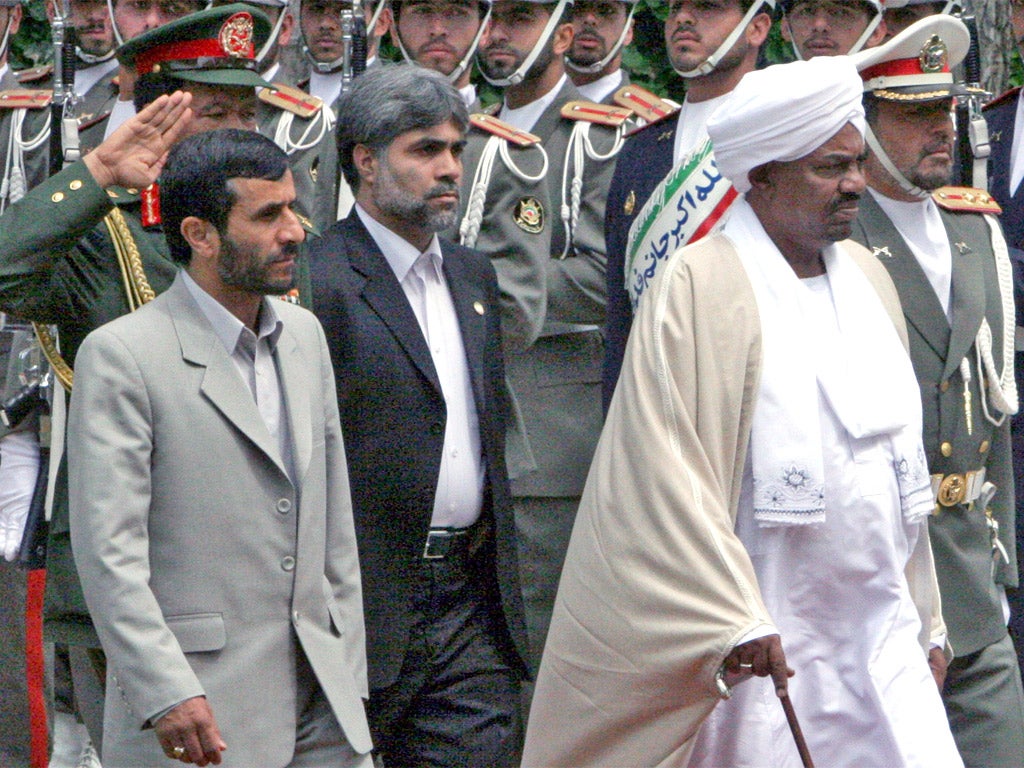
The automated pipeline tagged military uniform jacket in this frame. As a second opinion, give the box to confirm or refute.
[851,191,1017,655]
[0,67,50,212]
[984,88,1022,249]
[257,69,333,222]
[457,78,620,495]
[602,109,677,408]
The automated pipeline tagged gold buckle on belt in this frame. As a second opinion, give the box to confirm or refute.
[937,473,967,507]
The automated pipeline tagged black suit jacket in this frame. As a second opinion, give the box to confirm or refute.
[308,214,531,690]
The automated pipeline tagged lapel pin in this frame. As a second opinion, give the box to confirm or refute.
[872,245,893,258]
[473,301,485,315]
[658,130,674,142]
[991,130,1002,143]
[955,241,970,254]
[624,190,635,215]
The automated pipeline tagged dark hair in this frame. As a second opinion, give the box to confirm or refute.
[334,64,469,192]
[160,129,290,265]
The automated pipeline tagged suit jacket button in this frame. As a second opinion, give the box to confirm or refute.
[281,555,296,571]
[939,380,949,392]
[940,441,953,457]
[277,498,292,514]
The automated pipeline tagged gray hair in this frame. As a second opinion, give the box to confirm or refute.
[335,64,470,192]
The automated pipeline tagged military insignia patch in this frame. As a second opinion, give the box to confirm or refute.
[624,190,636,216]
[220,12,254,58]
[513,197,544,233]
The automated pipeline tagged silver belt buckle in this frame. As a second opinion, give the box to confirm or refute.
[423,530,450,560]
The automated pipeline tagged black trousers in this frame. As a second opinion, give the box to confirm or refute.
[366,549,521,767]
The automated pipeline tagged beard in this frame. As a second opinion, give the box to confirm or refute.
[217,237,298,296]
[371,158,460,234]
[478,34,555,82]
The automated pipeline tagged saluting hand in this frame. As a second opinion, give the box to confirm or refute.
[83,91,193,191]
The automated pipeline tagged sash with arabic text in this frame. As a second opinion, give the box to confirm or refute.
[624,138,737,310]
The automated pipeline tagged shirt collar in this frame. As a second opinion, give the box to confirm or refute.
[499,74,567,133]
[181,270,283,355]
[355,203,444,281]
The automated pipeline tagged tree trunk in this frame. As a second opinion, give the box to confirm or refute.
[968,0,1015,97]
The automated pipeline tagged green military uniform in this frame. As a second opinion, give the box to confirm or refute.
[0,66,50,212]
[257,66,333,222]
[455,75,624,667]
[851,190,1024,765]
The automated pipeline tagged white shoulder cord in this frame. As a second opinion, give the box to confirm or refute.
[459,134,548,248]
[2,107,49,213]
[559,121,624,258]
[971,215,1019,425]
[272,107,335,156]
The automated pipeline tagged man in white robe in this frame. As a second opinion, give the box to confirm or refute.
[521,56,962,768]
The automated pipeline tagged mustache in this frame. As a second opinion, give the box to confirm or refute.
[427,182,459,201]
[830,191,861,212]
[277,242,301,260]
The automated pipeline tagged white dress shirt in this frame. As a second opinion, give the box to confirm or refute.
[574,69,623,105]
[355,205,484,528]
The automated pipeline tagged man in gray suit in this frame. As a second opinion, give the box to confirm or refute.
[68,129,372,767]
[851,17,1024,766]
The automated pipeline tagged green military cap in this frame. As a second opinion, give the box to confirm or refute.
[117,4,273,87]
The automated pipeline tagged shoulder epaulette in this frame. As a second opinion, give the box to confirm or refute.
[0,89,52,109]
[613,84,678,124]
[259,82,323,119]
[984,86,1020,112]
[932,186,1002,215]
[481,101,501,116]
[15,64,53,84]
[561,100,632,128]
[79,110,113,130]
[469,114,540,147]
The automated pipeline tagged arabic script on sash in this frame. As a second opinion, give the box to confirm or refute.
[624,138,737,310]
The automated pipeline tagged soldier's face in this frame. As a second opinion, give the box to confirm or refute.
[865,98,954,194]
[179,84,259,139]
[301,0,374,62]
[215,172,304,296]
[394,0,483,77]
[781,0,884,57]
[478,1,564,81]
[68,0,115,55]
[754,122,866,255]
[664,0,747,73]
[113,0,205,41]
[568,0,630,68]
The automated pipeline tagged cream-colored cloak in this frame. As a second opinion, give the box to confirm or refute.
[521,233,945,767]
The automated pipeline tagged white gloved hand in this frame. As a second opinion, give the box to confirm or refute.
[0,430,41,561]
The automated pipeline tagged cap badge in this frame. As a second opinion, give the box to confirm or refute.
[513,196,544,234]
[919,35,947,74]
[219,12,254,58]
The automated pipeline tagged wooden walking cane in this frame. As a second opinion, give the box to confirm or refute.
[780,693,815,768]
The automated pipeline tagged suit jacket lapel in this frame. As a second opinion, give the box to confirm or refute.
[276,326,312,483]
[941,211,985,381]
[167,276,292,480]
[858,192,951,360]
[442,246,487,411]
[342,216,442,393]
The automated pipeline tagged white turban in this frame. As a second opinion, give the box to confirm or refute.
[707,57,866,193]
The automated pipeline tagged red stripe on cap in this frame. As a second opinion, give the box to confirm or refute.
[860,56,947,83]
[135,38,254,75]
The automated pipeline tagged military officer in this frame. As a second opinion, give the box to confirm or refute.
[602,0,773,406]
[850,18,1024,766]
[214,0,334,220]
[456,0,626,682]
[0,6,311,757]
[565,0,635,104]
[780,0,886,58]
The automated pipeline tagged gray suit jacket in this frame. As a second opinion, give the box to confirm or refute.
[68,274,372,766]
[851,191,1017,655]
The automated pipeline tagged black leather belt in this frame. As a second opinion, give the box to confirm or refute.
[423,527,473,560]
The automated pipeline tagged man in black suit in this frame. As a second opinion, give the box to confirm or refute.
[308,64,530,767]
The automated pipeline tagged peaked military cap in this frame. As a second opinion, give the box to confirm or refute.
[853,13,968,101]
[117,4,273,87]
